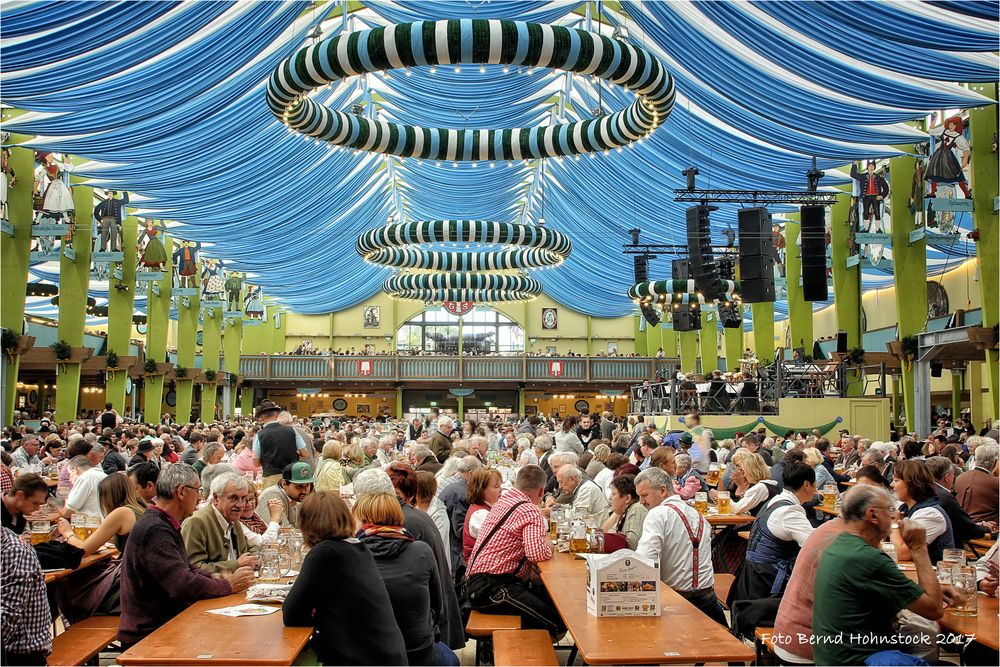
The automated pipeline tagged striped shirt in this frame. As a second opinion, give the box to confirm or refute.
[466,488,551,579]
[0,527,52,656]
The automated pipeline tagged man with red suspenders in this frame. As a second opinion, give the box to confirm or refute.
[634,467,727,626]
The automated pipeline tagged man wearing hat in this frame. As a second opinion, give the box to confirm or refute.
[255,462,314,528]
[129,439,159,469]
[252,401,308,489]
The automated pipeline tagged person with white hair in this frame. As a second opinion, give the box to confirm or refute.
[954,442,999,524]
[375,433,397,468]
[430,416,454,463]
[438,456,483,576]
[181,472,259,573]
[557,465,608,517]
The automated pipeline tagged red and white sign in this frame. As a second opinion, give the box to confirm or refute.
[358,359,374,377]
[549,361,563,377]
[444,301,474,317]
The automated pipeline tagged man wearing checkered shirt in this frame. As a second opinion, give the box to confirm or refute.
[465,465,566,635]
[1,527,51,665]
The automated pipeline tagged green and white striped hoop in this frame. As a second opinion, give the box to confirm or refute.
[628,280,742,306]
[383,272,543,302]
[357,219,571,270]
[267,19,675,160]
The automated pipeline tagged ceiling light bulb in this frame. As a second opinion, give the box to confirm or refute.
[454,64,461,73]
[479,64,486,73]
[429,65,437,74]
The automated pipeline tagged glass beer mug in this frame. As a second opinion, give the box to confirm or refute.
[694,492,708,515]
[951,566,978,617]
[716,490,732,515]
[30,520,51,545]
[706,463,721,487]
[822,484,837,510]
[258,547,292,582]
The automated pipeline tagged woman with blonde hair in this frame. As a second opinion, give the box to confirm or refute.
[586,443,612,479]
[316,440,346,492]
[341,441,367,481]
[803,446,838,493]
[727,452,778,516]
[354,492,450,666]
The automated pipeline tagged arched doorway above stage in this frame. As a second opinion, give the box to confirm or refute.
[395,307,524,355]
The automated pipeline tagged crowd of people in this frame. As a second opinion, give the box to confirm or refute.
[1,402,997,666]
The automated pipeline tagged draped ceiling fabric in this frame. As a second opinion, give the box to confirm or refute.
[2,0,996,325]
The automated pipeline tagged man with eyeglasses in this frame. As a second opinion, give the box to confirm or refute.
[118,464,254,649]
[811,484,956,666]
[181,472,259,573]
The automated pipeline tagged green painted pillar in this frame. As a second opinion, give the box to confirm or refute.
[174,257,200,424]
[0,129,35,423]
[679,331,698,373]
[661,326,677,357]
[634,316,648,356]
[969,83,999,419]
[271,307,287,353]
[586,316,593,356]
[830,192,862,348]
[240,384,254,417]
[55,185,93,422]
[724,326,742,373]
[144,237,173,423]
[106,213,137,412]
[892,374,902,426]
[223,317,243,416]
[699,310,718,374]
[457,394,464,421]
[951,370,963,421]
[396,386,403,418]
[517,386,526,416]
[750,302,775,361]
[200,306,222,422]
[890,154,926,430]
[784,219,814,354]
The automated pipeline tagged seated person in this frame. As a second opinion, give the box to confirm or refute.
[181,472,259,573]
[118,465,253,647]
[256,462,314,528]
[890,460,955,564]
[558,464,608,517]
[60,455,107,519]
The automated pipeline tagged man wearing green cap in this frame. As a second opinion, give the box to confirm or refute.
[255,462,314,528]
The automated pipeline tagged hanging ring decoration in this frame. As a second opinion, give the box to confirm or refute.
[357,219,571,270]
[384,272,542,302]
[267,19,675,161]
[628,280,741,307]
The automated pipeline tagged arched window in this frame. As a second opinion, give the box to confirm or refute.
[396,308,524,354]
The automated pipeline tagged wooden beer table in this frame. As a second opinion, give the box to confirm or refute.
[815,505,840,517]
[117,589,311,666]
[538,552,755,665]
[44,550,116,585]
[903,570,999,651]
[706,513,754,527]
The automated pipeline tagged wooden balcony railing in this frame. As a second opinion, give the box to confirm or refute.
[239,354,670,385]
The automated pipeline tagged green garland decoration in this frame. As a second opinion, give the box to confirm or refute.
[267,19,675,161]
[702,419,762,441]
[761,417,842,437]
[357,220,571,271]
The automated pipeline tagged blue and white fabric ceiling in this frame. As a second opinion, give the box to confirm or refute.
[3,0,996,320]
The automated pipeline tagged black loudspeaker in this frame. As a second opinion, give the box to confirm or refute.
[633,255,649,283]
[800,205,828,302]
[931,361,943,377]
[672,259,690,281]
[719,301,742,328]
[640,304,661,327]
[686,204,724,300]
[737,207,776,303]
[672,304,701,332]
[837,330,848,354]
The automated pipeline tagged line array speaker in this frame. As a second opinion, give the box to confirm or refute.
[800,205,828,302]
[686,204,725,300]
[737,207,775,303]
[672,304,701,332]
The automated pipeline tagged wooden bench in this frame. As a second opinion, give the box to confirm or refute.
[714,573,735,610]
[754,626,777,665]
[493,629,559,667]
[49,616,120,666]
[466,611,521,665]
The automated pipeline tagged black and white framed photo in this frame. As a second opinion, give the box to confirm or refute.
[363,305,380,329]
[541,307,557,330]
